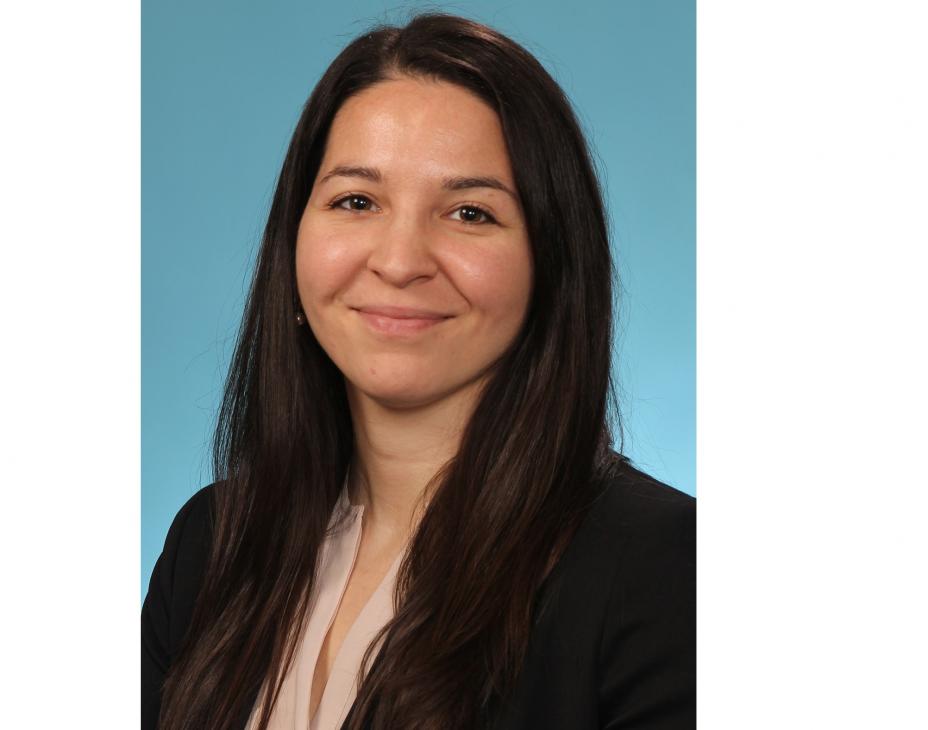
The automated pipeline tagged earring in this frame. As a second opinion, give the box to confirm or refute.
[295,311,306,326]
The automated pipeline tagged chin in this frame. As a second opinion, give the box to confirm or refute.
[350,376,446,410]
[334,346,445,403]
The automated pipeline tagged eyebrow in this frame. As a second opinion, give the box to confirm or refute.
[318,164,519,201]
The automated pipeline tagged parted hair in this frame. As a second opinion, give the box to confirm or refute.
[159,11,622,730]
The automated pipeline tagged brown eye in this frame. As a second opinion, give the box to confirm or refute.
[331,195,377,212]
[450,204,497,225]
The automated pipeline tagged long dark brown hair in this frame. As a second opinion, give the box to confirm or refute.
[160,11,622,730]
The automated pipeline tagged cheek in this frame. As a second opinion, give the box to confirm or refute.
[448,241,534,322]
[295,225,360,307]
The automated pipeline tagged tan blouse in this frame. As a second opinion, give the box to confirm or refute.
[246,486,405,730]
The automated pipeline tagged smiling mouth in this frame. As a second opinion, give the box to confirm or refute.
[353,307,451,336]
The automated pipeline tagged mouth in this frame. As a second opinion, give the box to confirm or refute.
[352,306,452,337]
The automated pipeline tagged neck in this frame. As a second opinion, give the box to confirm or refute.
[345,380,482,541]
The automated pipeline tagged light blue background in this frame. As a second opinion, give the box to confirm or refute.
[142,0,695,596]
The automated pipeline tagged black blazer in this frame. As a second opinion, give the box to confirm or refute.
[142,461,695,729]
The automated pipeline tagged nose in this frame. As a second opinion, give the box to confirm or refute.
[366,210,439,288]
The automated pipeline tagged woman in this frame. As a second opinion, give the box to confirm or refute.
[142,12,695,730]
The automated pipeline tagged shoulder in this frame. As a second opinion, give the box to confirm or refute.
[153,483,219,608]
[582,458,696,726]
[142,483,221,665]
[553,456,694,592]
[530,455,695,643]
[490,461,695,727]
[142,483,223,728]
[150,483,218,552]
[579,458,696,654]
[585,457,695,563]
[164,483,218,579]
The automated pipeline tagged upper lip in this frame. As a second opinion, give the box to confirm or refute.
[354,305,451,320]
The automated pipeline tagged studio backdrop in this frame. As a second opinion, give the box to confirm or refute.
[142,0,695,595]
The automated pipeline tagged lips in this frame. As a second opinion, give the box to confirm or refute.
[354,305,450,320]
[353,305,451,336]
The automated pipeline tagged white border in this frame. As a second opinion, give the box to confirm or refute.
[1,0,140,725]
[699,0,928,726]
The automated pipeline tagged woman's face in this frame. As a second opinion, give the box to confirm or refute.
[296,76,533,409]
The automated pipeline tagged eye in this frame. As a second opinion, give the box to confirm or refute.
[449,204,498,225]
[329,194,379,213]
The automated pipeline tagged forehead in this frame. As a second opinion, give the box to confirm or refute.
[321,76,514,183]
